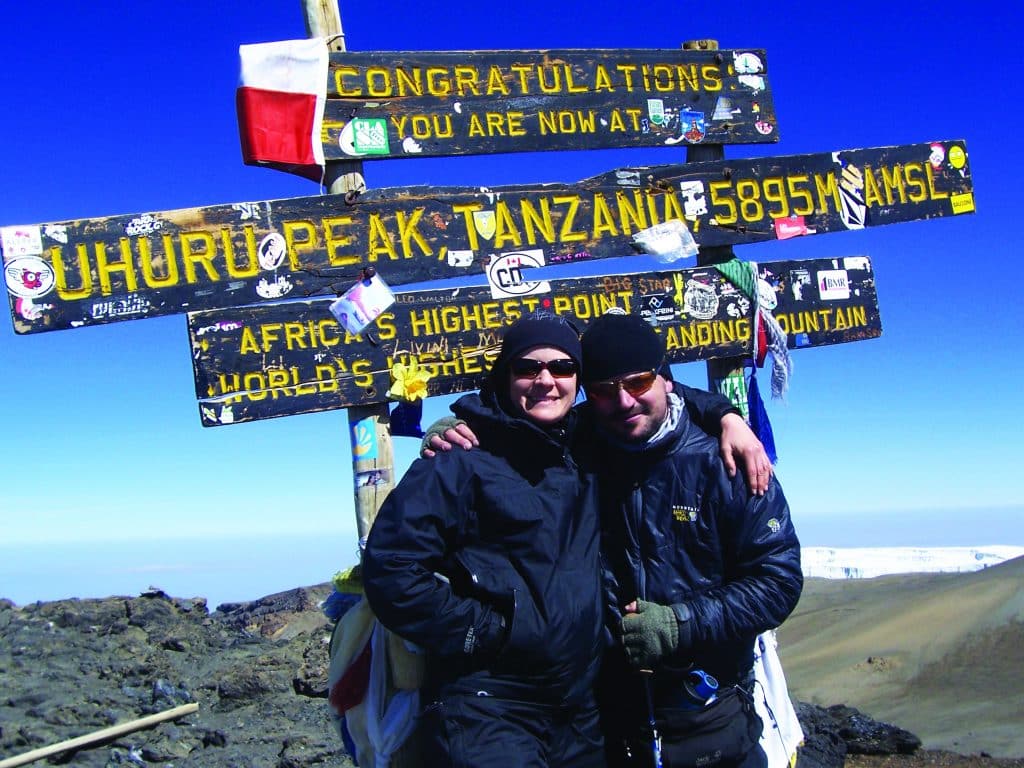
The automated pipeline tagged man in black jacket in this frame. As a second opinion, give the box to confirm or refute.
[579,313,802,768]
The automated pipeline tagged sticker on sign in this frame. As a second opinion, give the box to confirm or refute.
[486,250,551,299]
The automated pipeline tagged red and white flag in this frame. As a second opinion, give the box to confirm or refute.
[236,38,328,181]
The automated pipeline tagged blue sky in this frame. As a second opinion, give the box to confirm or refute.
[2,2,1021,606]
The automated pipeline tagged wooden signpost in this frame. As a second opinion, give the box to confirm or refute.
[0,9,978,763]
[314,48,779,161]
[4,141,971,334]
[188,256,880,426]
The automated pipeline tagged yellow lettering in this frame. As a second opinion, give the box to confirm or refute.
[367,214,398,261]
[324,216,358,266]
[555,195,586,243]
[762,177,789,219]
[616,189,649,234]
[391,114,409,137]
[564,65,587,93]
[506,111,526,136]
[315,364,339,392]
[468,113,485,137]
[426,66,450,96]
[881,164,907,204]
[904,162,927,202]
[493,201,523,249]
[701,64,722,91]
[95,241,138,295]
[591,193,618,238]
[676,64,699,91]
[397,209,431,258]
[786,175,814,216]
[454,66,480,96]
[240,327,259,354]
[481,112,502,135]
[409,309,433,337]
[537,65,562,94]
[283,220,317,269]
[51,244,93,300]
[452,203,483,250]
[352,359,373,387]
[222,226,259,279]
[925,163,948,200]
[366,67,392,97]
[486,65,510,95]
[333,65,360,96]
[138,235,179,288]
[394,67,423,97]
[520,198,555,244]
[617,64,637,91]
[862,167,884,207]
[813,171,840,215]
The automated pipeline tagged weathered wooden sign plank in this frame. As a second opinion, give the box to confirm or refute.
[189,256,881,426]
[318,49,778,160]
[4,141,968,334]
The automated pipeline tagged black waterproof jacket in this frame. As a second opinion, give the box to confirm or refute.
[586,382,803,704]
[363,390,604,706]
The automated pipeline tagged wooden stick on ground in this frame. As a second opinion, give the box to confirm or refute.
[0,702,199,768]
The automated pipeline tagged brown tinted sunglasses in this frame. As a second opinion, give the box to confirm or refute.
[584,370,658,400]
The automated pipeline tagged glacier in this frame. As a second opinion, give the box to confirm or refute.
[801,546,1024,579]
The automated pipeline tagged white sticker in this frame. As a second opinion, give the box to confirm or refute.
[683,280,718,320]
[5,256,55,298]
[817,269,851,300]
[125,214,164,237]
[257,233,287,270]
[739,74,765,92]
[733,52,764,74]
[757,278,779,311]
[256,275,294,299]
[486,249,550,299]
[632,220,698,264]
[447,249,474,268]
[1,225,43,260]
[329,273,397,334]
[43,224,68,244]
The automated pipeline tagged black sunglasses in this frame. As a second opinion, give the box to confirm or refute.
[510,358,579,379]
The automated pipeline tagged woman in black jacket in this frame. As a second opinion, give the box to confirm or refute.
[363,314,606,768]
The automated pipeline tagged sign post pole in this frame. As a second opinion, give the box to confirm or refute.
[684,39,750,418]
[299,1,394,554]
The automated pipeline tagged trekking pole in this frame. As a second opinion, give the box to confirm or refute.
[640,670,663,768]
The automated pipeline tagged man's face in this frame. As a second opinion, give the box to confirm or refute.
[585,371,670,443]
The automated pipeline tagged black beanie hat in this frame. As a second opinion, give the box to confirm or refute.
[581,313,666,383]
[488,314,582,386]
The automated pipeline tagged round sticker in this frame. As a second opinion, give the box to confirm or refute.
[5,256,55,299]
[257,233,287,271]
[948,145,966,169]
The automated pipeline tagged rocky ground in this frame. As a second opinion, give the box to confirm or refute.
[1,586,1019,768]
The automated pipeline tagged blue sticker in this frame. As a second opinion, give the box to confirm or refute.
[679,110,706,143]
[351,417,378,460]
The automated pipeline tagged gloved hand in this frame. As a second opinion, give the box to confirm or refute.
[620,600,680,669]
[419,416,468,457]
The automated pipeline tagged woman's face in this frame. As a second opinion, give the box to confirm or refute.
[507,345,578,426]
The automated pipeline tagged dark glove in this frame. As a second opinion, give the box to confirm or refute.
[621,600,682,669]
[419,416,467,457]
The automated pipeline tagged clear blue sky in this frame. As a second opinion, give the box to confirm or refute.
[2,1,1020,606]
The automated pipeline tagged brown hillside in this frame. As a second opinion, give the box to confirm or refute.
[779,555,1024,758]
